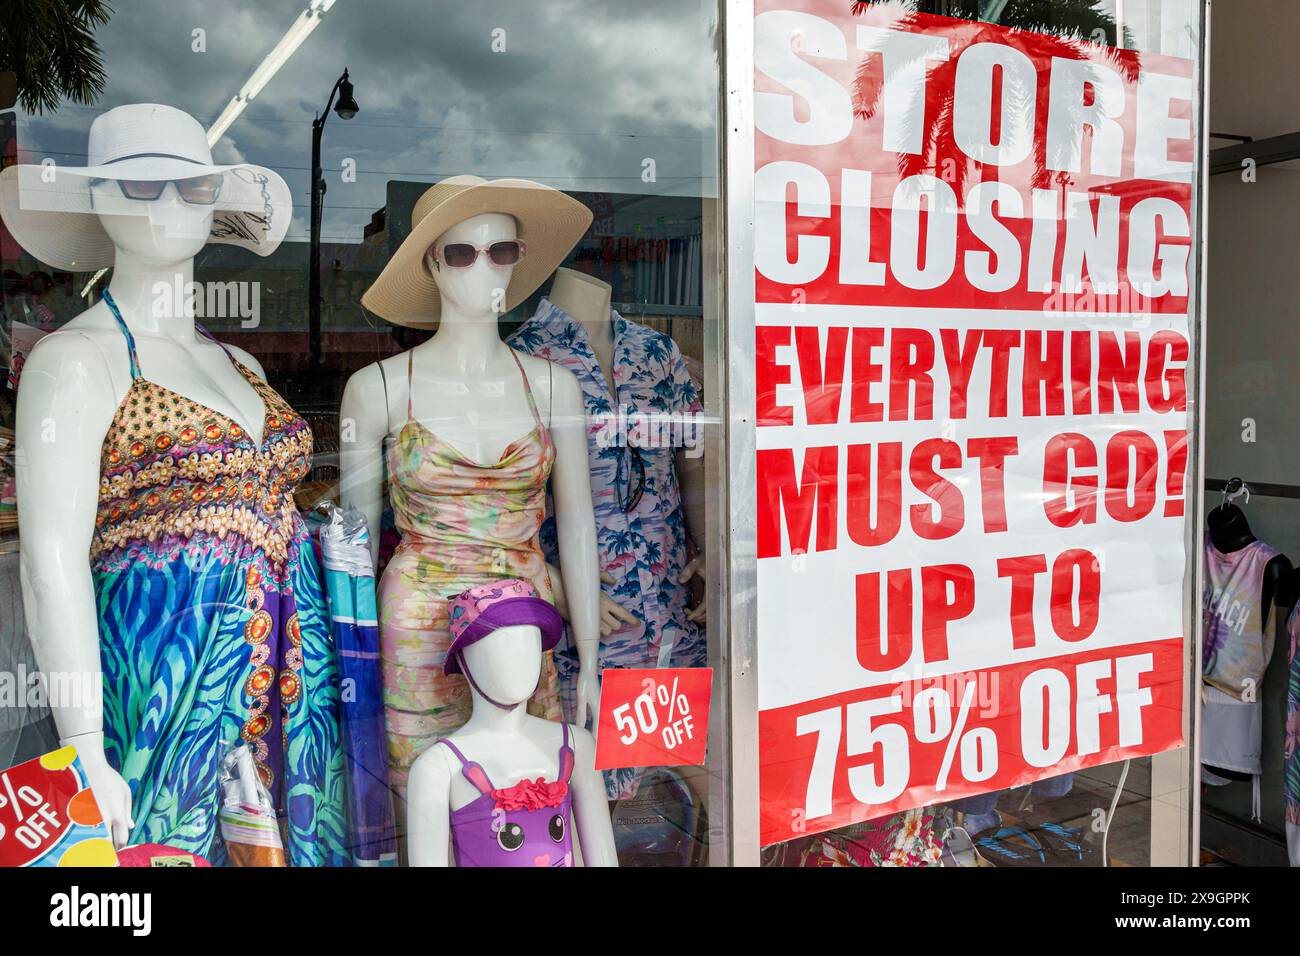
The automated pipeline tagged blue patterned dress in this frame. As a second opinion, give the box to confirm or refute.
[509,299,707,799]
[91,292,347,865]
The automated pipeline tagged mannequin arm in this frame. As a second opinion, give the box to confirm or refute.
[546,561,638,637]
[676,450,708,622]
[1280,567,1300,616]
[673,345,708,620]
[406,745,454,866]
[15,331,134,845]
[569,724,617,866]
[677,449,707,550]
[548,367,602,725]
[1262,553,1292,625]
[339,362,392,568]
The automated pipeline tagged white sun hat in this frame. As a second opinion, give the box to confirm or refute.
[0,102,293,271]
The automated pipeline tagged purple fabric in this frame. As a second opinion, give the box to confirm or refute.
[438,725,576,867]
[444,596,564,676]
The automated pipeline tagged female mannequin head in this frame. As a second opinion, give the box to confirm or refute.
[423,212,519,319]
[93,180,213,267]
[459,623,542,707]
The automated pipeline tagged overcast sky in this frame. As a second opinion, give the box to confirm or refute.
[17,0,721,243]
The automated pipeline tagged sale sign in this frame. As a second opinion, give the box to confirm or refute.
[0,746,117,867]
[595,668,713,770]
[752,2,1193,845]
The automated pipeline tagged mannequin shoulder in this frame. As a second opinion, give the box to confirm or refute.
[565,722,597,761]
[15,329,124,447]
[21,326,121,396]
[409,739,456,789]
[344,353,408,393]
[341,357,400,417]
[224,344,265,380]
[519,354,582,408]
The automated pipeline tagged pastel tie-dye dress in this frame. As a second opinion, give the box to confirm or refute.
[1201,534,1278,820]
[92,291,347,865]
[379,349,562,800]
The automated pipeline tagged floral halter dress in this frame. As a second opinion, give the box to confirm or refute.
[379,348,563,801]
[92,291,347,865]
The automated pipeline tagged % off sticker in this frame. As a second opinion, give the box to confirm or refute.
[594,668,713,770]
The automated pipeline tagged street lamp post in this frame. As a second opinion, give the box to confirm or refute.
[309,68,359,370]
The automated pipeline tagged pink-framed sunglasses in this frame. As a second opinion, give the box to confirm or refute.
[430,239,527,269]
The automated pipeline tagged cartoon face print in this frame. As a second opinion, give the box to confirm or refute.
[490,805,572,866]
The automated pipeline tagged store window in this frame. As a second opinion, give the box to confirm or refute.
[0,0,726,867]
[1202,0,1300,868]
[742,0,1204,868]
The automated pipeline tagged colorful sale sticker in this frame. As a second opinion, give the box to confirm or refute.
[0,746,117,867]
[595,667,713,771]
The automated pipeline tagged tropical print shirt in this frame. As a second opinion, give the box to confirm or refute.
[508,299,705,673]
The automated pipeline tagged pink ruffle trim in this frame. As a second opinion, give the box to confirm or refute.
[492,776,568,811]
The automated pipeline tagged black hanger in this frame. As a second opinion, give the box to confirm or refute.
[1206,478,1255,552]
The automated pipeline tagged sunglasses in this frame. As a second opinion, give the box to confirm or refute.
[617,444,646,513]
[89,174,224,205]
[431,239,527,269]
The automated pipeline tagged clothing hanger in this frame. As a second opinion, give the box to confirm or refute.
[1221,477,1250,509]
[1207,477,1256,552]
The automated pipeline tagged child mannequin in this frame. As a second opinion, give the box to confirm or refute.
[406,579,616,867]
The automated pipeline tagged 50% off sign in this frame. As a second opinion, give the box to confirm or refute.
[595,668,713,770]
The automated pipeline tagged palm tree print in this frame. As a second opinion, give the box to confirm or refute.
[506,297,708,803]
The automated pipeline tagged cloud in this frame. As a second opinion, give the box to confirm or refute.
[15,0,721,244]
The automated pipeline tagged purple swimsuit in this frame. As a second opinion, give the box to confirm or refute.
[437,725,576,867]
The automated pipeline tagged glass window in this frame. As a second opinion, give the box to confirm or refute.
[0,0,726,868]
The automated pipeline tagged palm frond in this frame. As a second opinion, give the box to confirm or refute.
[0,0,113,114]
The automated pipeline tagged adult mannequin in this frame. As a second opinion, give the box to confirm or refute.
[7,103,344,862]
[406,621,616,867]
[17,190,265,846]
[341,185,601,808]
[543,268,708,615]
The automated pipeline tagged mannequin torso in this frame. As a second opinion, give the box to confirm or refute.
[362,335,560,468]
[1206,503,1290,622]
[1203,501,1290,785]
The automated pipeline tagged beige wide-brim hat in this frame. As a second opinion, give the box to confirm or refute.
[0,103,291,272]
[361,174,592,328]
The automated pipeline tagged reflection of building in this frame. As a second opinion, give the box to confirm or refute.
[377,181,710,362]
[195,238,392,371]
[0,177,717,492]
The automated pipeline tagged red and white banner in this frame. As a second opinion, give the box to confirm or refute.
[751,2,1193,845]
